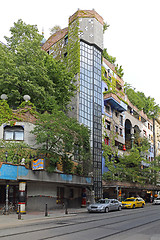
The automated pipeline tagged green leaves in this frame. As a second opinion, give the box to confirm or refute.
[103,135,155,184]
[125,83,160,117]
[0,19,75,113]
[31,108,91,175]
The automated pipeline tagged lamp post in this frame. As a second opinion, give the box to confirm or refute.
[5,151,8,163]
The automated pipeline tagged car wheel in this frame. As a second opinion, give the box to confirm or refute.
[142,203,144,208]
[105,207,109,213]
[118,206,122,211]
[132,204,135,209]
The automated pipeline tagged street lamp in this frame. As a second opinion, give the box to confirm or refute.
[1,94,8,100]
[5,151,8,163]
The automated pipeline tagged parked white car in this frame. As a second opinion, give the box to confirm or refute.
[153,198,160,205]
[87,199,122,213]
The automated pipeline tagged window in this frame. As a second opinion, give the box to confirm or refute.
[120,128,122,136]
[115,126,118,133]
[105,120,110,130]
[115,111,118,117]
[57,187,64,204]
[120,115,123,125]
[4,126,24,141]
[104,71,107,78]
[105,105,110,113]
[64,36,68,45]
[64,52,67,58]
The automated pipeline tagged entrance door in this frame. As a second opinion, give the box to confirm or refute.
[0,185,5,204]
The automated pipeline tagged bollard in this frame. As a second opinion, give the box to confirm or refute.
[65,203,68,214]
[45,203,48,217]
[18,205,21,220]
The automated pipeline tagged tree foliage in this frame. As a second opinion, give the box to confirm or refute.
[125,83,160,118]
[49,25,61,35]
[0,19,75,112]
[0,140,37,165]
[103,135,157,185]
[31,104,91,175]
[102,48,124,78]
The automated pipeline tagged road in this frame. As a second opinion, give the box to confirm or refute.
[0,205,160,239]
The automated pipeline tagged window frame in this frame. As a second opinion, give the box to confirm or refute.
[3,125,24,141]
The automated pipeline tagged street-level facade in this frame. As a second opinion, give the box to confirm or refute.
[0,105,93,212]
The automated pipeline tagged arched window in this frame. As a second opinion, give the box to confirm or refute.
[3,126,24,141]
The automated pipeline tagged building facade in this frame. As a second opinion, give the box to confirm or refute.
[42,9,104,199]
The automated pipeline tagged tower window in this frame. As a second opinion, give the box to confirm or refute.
[4,126,24,141]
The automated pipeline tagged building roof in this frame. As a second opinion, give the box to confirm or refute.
[69,9,104,25]
[41,27,68,51]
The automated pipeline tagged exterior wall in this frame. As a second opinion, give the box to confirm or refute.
[0,122,36,148]
[27,182,82,210]
[79,17,103,50]
[0,163,92,210]
[125,111,144,133]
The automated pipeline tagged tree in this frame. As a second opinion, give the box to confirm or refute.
[31,105,91,175]
[103,22,110,33]
[49,25,61,35]
[125,83,160,118]
[0,139,37,165]
[103,48,124,78]
[102,135,157,185]
[0,19,75,112]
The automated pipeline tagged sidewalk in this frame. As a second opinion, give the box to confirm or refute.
[0,203,153,229]
[0,207,87,229]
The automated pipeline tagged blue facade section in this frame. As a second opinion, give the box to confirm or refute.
[0,164,29,180]
[85,177,92,183]
[102,154,109,174]
[18,166,29,177]
[0,164,17,180]
[60,174,72,181]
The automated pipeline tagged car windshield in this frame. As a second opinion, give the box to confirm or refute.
[97,199,110,204]
[155,198,160,200]
[123,198,135,202]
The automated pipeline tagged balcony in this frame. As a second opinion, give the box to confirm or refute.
[104,92,127,113]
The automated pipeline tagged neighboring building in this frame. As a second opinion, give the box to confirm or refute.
[0,102,92,212]
[42,9,104,199]
[101,57,159,200]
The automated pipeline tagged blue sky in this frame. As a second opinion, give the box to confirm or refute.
[1,0,160,105]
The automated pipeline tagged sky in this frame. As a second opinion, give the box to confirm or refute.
[1,0,160,105]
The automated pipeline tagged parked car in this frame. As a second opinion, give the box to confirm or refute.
[87,199,122,213]
[153,197,160,205]
[122,197,145,209]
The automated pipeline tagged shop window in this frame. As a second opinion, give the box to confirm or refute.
[4,126,24,141]
[69,189,74,199]
[57,187,64,204]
